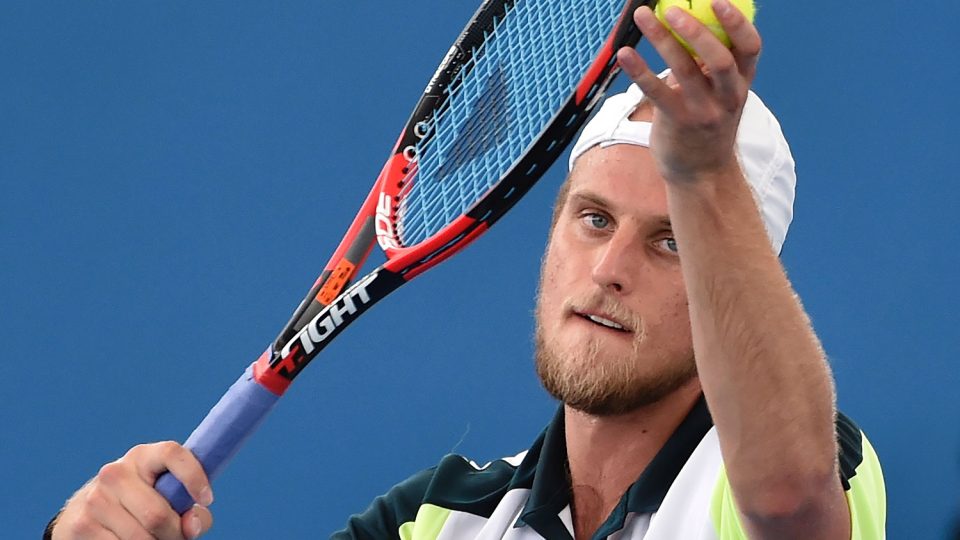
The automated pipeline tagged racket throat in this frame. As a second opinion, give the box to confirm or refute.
[270,269,404,381]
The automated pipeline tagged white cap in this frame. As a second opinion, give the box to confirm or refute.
[568,71,797,254]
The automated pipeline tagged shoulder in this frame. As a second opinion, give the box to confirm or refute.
[710,412,886,540]
[331,451,526,540]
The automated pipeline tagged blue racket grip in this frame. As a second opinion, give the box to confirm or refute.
[155,361,280,514]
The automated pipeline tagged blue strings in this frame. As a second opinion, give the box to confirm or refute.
[396,0,624,247]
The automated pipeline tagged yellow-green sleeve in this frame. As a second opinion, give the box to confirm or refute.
[709,430,886,539]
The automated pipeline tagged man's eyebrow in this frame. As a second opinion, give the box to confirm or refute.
[568,190,672,228]
[568,190,615,211]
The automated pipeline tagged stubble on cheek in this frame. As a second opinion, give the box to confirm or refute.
[533,305,697,417]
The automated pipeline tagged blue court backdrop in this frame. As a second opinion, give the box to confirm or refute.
[2,1,958,538]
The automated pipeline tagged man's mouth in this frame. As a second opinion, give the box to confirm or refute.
[575,311,631,333]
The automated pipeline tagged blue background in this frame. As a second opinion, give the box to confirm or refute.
[2,1,958,538]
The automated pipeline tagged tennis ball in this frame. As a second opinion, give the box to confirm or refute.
[655,0,756,52]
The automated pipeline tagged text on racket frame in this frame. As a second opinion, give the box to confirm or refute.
[279,272,379,365]
[376,192,400,250]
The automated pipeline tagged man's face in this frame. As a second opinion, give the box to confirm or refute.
[534,142,696,416]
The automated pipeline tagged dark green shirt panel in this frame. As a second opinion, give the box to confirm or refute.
[331,466,436,540]
[331,454,522,539]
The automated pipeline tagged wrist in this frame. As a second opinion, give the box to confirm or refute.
[664,160,772,255]
[659,155,743,189]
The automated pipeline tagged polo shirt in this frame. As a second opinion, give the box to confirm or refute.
[333,396,885,539]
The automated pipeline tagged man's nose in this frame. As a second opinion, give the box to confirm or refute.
[590,230,638,295]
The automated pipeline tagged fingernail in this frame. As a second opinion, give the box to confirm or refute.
[198,486,214,506]
[188,514,202,539]
[634,6,655,31]
[712,0,731,17]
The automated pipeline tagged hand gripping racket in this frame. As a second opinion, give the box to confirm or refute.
[156,0,652,513]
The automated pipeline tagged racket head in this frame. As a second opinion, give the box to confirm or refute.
[374,0,651,278]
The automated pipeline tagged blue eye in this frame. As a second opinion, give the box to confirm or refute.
[661,238,678,253]
[583,213,609,229]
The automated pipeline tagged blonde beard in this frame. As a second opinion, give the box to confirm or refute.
[534,310,697,417]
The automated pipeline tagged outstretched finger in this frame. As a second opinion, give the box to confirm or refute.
[713,0,762,80]
[616,47,678,112]
[675,9,743,106]
[633,6,710,105]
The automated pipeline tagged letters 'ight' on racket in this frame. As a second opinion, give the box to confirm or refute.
[156,0,653,513]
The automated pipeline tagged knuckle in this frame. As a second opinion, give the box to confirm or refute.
[69,514,98,536]
[738,40,761,58]
[684,23,704,41]
[125,443,150,459]
[84,484,110,512]
[139,506,170,531]
[712,56,736,75]
[97,461,125,485]
[726,12,746,29]
[733,30,762,56]
[128,440,181,463]
[157,440,184,461]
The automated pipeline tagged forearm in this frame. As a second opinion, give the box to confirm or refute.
[666,164,839,514]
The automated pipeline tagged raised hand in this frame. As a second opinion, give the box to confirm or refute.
[616,0,762,183]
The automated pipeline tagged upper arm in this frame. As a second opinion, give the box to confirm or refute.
[710,415,886,540]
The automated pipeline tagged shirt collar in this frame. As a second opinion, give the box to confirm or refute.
[511,395,714,538]
[509,406,572,536]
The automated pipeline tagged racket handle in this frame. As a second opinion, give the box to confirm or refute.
[155,360,280,514]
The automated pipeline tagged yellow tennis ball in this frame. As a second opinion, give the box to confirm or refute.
[655,0,756,52]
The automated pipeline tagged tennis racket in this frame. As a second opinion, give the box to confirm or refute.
[156,0,652,513]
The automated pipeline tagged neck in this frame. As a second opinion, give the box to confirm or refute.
[564,378,702,539]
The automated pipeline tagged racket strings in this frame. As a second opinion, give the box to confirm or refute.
[396,0,625,247]
[399,8,526,243]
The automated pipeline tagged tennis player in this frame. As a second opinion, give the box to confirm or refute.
[47,2,885,539]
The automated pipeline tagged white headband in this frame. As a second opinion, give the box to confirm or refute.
[568,71,797,254]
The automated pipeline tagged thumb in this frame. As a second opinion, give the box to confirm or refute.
[180,504,213,539]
